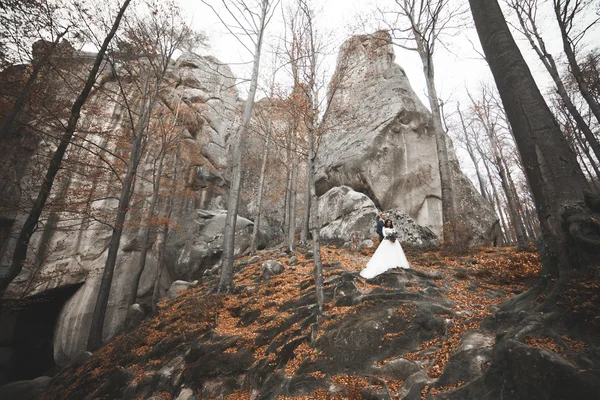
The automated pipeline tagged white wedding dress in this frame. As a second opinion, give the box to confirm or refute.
[360,227,410,279]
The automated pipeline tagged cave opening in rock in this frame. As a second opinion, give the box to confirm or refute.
[0,283,82,384]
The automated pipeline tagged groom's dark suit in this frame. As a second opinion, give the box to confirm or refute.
[376,218,385,242]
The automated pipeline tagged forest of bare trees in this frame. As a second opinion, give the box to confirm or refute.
[0,0,599,352]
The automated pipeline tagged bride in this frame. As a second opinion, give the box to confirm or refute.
[360,219,410,279]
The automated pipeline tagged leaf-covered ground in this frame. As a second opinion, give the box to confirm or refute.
[39,243,599,400]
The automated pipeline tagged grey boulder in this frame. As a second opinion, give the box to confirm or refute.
[318,186,379,242]
[166,280,198,299]
[262,260,285,279]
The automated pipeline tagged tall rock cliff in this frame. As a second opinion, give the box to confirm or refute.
[315,31,498,243]
[0,46,256,376]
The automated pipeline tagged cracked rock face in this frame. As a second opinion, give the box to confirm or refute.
[1,50,244,367]
[318,186,379,242]
[48,52,244,364]
[315,31,497,243]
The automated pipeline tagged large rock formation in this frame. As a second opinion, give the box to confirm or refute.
[0,31,497,381]
[52,211,260,366]
[0,46,254,374]
[317,186,438,249]
[315,31,497,243]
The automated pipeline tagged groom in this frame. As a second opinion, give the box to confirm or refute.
[376,212,386,242]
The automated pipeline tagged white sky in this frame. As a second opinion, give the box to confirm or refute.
[177,0,599,179]
[178,0,598,105]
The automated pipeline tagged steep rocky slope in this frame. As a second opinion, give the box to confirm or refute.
[23,243,599,400]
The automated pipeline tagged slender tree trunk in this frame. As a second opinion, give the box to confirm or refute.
[573,140,597,189]
[87,111,145,350]
[282,129,293,247]
[525,203,541,236]
[288,131,298,252]
[481,153,511,244]
[497,195,513,244]
[152,206,172,314]
[0,0,131,300]
[127,150,165,308]
[283,154,292,247]
[500,110,535,241]
[574,134,600,190]
[219,0,269,293]
[251,121,271,254]
[470,0,590,278]
[569,116,600,178]
[554,1,600,127]
[281,171,289,240]
[152,148,179,313]
[300,177,310,243]
[89,60,167,348]
[473,100,527,247]
[494,148,527,248]
[497,161,527,248]
[503,156,530,241]
[552,69,600,162]
[457,105,488,200]
[418,47,455,243]
[307,124,323,314]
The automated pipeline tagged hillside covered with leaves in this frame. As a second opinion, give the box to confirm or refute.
[36,242,600,400]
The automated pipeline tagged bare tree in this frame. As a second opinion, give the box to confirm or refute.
[87,1,194,350]
[202,0,280,292]
[284,0,354,319]
[554,97,600,187]
[150,142,182,313]
[470,0,597,280]
[506,0,600,163]
[378,0,467,243]
[470,129,512,244]
[126,99,185,308]
[553,0,600,126]
[455,103,489,201]
[250,110,272,254]
[468,86,527,248]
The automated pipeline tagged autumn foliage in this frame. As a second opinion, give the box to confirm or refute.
[37,241,586,399]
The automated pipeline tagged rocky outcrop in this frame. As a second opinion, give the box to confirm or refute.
[52,210,260,366]
[41,246,578,400]
[163,210,267,282]
[315,31,497,243]
[384,208,439,249]
[0,47,249,370]
[318,186,439,248]
[318,186,379,242]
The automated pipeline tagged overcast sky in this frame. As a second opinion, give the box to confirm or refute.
[177,0,599,179]
[179,0,597,106]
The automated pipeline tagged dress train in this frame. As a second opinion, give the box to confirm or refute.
[360,235,410,279]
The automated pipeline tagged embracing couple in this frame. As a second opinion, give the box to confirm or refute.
[360,212,410,279]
